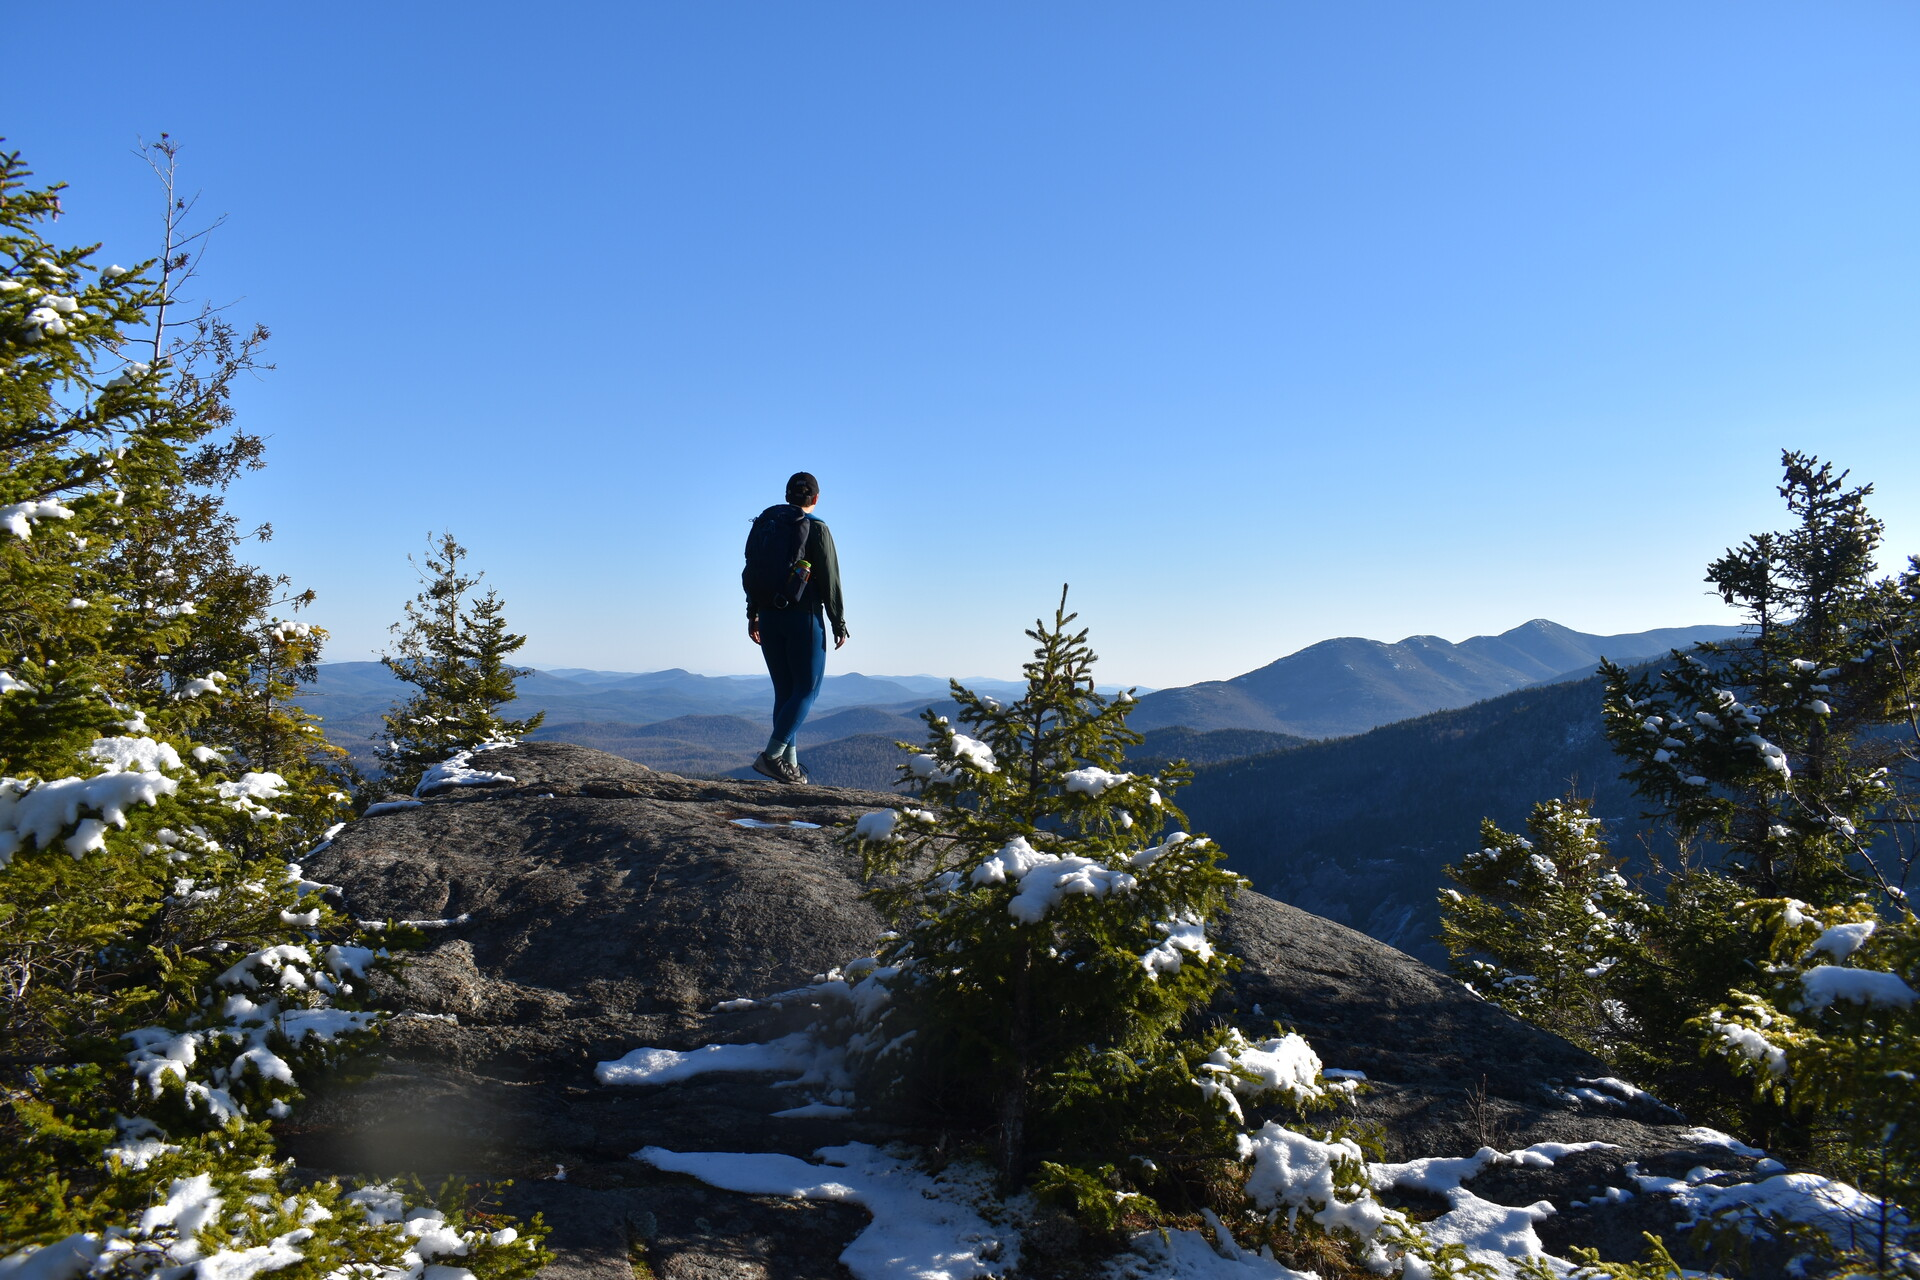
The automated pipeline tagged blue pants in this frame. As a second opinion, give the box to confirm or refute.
[760,608,826,748]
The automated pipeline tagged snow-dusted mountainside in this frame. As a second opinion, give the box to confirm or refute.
[293,742,1814,1279]
[1127,618,1743,738]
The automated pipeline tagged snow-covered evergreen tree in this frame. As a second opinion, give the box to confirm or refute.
[851,591,1245,1190]
[1442,452,1920,1270]
[1440,797,1657,1060]
[376,534,542,793]
[0,143,548,1277]
[843,594,1492,1275]
[1603,453,1909,907]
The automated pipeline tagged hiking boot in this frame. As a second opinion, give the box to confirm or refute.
[793,760,811,785]
[752,751,800,784]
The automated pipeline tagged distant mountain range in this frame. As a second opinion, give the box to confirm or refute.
[1126,619,1744,738]
[302,666,1150,776]
[299,618,1737,801]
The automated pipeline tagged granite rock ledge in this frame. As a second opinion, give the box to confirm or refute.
[288,742,1770,1279]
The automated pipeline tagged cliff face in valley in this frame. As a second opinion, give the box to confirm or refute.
[291,743,1786,1280]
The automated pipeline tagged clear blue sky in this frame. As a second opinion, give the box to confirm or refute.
[9,3,1918,688]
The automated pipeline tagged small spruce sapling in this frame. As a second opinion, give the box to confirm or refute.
[1441,797,1654,1059]
[849,589,1246,1196]
[843,593,1482,1273]
[377,533,543,794]
[1599,454,1920,1154]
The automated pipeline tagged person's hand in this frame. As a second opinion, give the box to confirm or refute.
[749,620,762,645]
[834,631,848,650]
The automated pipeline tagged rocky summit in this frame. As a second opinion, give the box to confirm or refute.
[292,742,1775,1279]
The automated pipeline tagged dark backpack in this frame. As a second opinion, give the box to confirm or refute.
[742,504,813,610]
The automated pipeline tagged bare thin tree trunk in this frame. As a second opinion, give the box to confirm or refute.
[996,946,1032,1190]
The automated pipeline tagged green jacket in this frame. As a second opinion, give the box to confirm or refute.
[747,514,847,639]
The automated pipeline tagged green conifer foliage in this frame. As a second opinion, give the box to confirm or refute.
[850,590,1247,1191]
[1703,901,1919,1245]
[843,596,1490,1275]
[1442,452,1920,1246]
[1440,799,1653,1057]
[1603,453,1907,906]
[377,533,542,793]
[0,145,548,1276]
[1441,798,1757,1124]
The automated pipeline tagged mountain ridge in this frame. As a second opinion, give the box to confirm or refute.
[1127,618,1743,738]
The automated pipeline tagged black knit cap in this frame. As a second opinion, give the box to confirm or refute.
[785,472,819,504]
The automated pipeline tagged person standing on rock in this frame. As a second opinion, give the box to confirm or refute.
[743,471,847,784]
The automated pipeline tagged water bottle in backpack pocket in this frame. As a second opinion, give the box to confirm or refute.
[743,505,813,609]
[782,555,812,605]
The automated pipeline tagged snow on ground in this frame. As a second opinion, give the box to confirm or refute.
[357,913,472,931]
[595,959,1912,1277]
[1103,1221,1315,1280]
[636,1142,1341,1280]
[415,746,517,797]
[1370,1141,1615,1271]
[1628,1163,1912,1263]
[599,990,1624,1276]
[635,1143,1020,1280]
[0,1232,104,1280]
[1681,1127,1765,1158]
[1553,1076,1677,1115]
[611,1042,1913,1278]
[596,1033,821,1086]
[603,1030,857,1112]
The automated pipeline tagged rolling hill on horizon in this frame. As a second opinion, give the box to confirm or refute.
[1126,617,1744,738]
[296,665,979,772]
